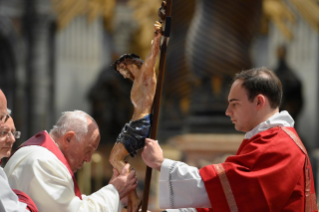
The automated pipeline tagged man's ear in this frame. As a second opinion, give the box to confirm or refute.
[62,131,76,148]
[256,94,265,110]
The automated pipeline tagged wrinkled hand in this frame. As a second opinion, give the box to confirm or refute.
[141,138,164,171]
[109,163,138,199]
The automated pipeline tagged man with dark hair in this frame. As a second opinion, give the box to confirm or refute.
[142,67,317,212]
[234,67,282,109]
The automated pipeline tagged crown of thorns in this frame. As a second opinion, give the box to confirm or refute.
[112,53,144,72]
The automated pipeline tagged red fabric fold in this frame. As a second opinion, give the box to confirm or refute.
[12,189,39,212]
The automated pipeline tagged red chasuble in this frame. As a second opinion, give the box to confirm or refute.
[9,131,82,200]
[197,127,317,212]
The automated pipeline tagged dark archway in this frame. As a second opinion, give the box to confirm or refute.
[0,17,17,113]
[0,16,27,149]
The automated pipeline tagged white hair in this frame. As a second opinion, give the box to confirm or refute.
[7,108,11,115]
[49,110,92,141]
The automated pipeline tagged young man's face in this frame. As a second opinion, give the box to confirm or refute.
[225,79,258,133]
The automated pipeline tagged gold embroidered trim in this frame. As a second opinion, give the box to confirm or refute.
[214,164,239,212]
[282,127,317,212]
[311,193,317,211]
[282,127,307,154]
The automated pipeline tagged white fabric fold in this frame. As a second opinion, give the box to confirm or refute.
[0,167,28,212]
[159,159,211,210]
[244,110,294,139]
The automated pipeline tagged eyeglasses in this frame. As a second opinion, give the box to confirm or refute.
[0,130,21,139]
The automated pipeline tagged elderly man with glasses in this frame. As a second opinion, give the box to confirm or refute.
[0,89,39,212]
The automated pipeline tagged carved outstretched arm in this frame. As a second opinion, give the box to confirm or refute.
[142,22,162,76]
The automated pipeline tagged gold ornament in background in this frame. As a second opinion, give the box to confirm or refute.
[50,0,319,39]
[128,0,162,59]
[262,0,295,39]
[263,0,319,40]
[51,0,116,31]
[127,0,319,45]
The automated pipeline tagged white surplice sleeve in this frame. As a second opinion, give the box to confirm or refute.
[166,208,198,212]
[4,146,121,212]
[0,167,28,212]
[159,159,211,210]
[80,185,121,212]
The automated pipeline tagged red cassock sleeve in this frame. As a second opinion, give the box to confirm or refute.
[196,127,316,212]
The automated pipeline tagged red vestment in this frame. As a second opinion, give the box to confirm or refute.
[12,189,39,212]
[8,131,82,200]
[197,127,317,212]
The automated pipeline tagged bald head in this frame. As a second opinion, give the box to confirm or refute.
[0,90,7,115]
[0,90,8,124]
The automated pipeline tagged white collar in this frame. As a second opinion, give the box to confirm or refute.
[244,110,294,139]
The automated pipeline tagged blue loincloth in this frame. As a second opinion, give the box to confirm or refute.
[116,114,151,157]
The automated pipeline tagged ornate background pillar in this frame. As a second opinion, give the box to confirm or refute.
[24,0,55,135]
